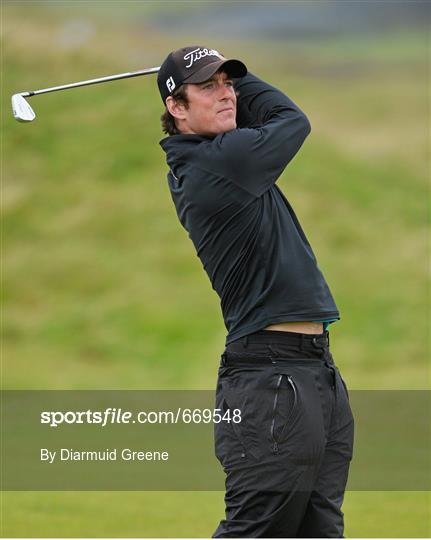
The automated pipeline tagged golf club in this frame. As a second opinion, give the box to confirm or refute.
[11,66,160,122]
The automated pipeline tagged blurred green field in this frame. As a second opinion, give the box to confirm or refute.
[2,1,430,537]
[1,491,430,537]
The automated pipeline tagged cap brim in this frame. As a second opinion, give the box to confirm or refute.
[183,59,247,84]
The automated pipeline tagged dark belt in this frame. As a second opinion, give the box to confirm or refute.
[229,329,329,347]
[229,329,329,350]
[221,330,331,366]
[220,329,338,397]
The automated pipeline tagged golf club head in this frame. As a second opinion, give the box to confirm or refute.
[12,93,35,122]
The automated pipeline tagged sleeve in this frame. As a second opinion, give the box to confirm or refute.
[195,72,311,197]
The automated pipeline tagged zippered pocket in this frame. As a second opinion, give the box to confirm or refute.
[270,374,298,454]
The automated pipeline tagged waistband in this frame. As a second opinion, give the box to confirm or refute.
[228,329,330,349]
[222,329,332,366]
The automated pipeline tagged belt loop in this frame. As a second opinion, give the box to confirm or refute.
[300,333,305,351]
[221,352,227,366]
[268,344,277,364]
[244,335,249,348]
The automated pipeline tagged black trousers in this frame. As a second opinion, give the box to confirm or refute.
[213,330,354,538]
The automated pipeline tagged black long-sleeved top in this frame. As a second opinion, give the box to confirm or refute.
[160,73,339,344]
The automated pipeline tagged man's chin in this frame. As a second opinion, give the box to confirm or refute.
[196,121,237,137]
[216,120,237,135]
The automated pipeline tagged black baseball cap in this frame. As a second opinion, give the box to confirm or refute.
[157,45,247,104]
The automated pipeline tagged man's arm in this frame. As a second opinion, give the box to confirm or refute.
[234,72,309,128]
[196,73,311,197]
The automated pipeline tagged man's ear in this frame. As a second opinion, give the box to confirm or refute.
[166,96,187,120]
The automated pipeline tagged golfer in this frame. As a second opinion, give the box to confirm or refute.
[158,46,354,538]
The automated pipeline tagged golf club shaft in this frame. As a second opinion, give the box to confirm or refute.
[21,66,160,97]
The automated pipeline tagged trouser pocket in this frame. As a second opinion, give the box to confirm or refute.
[334,368,355,440]
[214,367,301,468]
[270,374,299,454]
[214,376,251,469]
[214,379,249,468]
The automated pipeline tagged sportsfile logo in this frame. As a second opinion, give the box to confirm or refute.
[183,47,224,69]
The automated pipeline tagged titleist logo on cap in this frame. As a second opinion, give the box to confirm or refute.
[157,45,247,103]
[183,47,224,68]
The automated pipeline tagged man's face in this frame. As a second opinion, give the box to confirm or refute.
[168,70,237,137]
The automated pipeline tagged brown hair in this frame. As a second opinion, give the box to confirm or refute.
[160,85,189,136]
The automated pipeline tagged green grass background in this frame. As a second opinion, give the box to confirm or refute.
[1,1,430,537]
